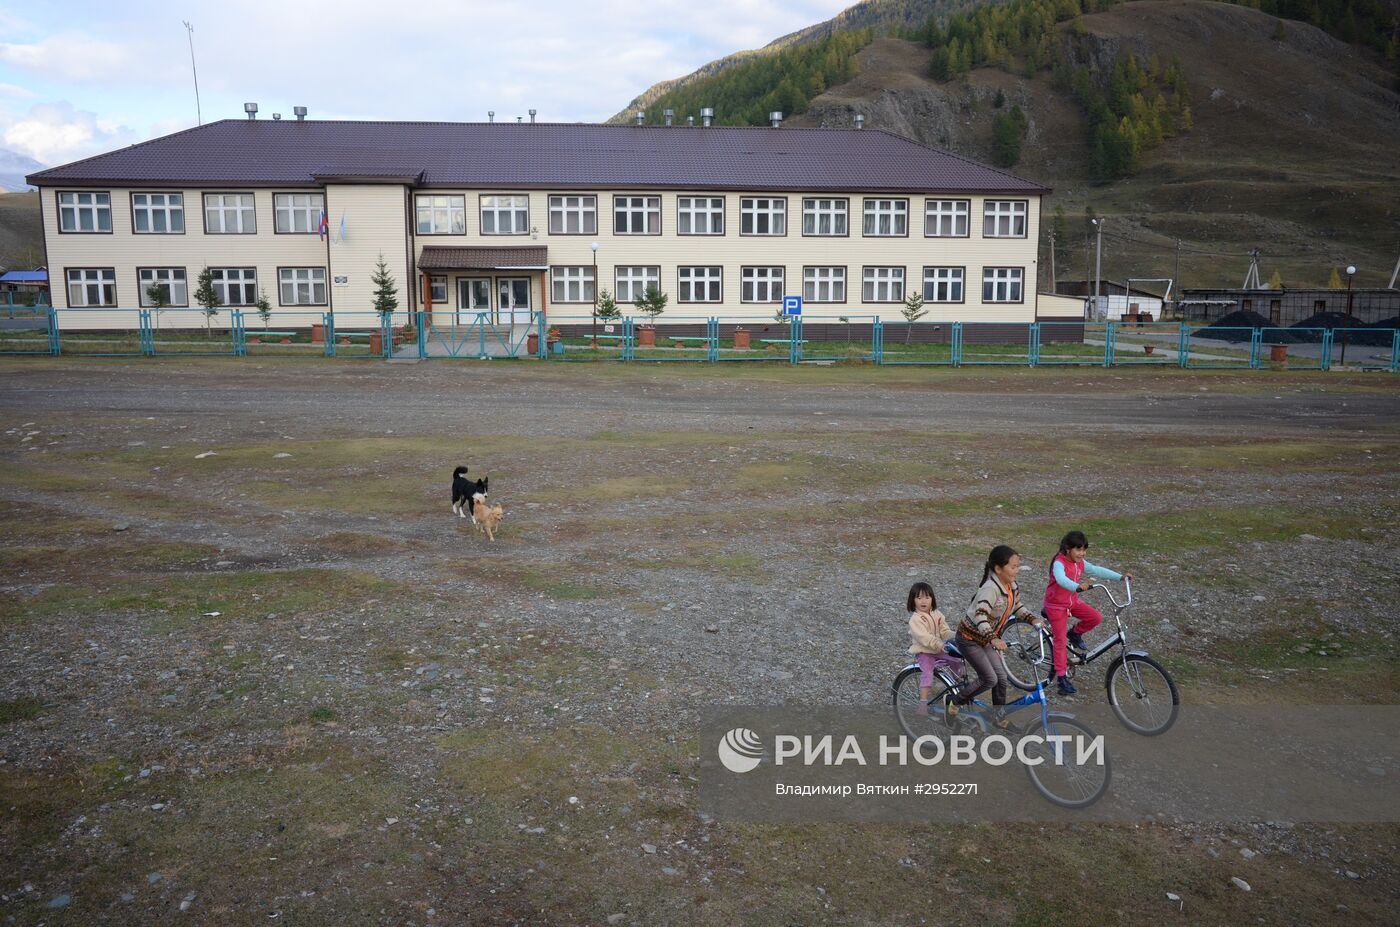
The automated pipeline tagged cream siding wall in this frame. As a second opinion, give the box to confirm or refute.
[325,184,412,324]
[411,189,1041,325]
[1036,293,1087,318]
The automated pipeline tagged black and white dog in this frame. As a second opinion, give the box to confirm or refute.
[451,466,488,522]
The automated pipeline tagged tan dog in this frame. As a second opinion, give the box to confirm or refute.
[472,496,505,542]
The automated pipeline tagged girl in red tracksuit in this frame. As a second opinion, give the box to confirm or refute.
[1042,530,1132,696]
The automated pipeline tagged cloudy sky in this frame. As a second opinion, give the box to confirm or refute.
[0,0,853,167]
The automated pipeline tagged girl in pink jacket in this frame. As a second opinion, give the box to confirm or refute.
[1042,530,1131,696]
[906,582,957,715]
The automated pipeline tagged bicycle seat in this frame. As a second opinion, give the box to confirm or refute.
[943,640,962,657]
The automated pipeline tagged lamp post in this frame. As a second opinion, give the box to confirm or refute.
[590,241,600,346]
[1091,218,1103,320]
[1342,264,1356,366]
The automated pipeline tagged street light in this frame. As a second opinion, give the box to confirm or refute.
[1342,264,1356,366]
[591,241,600,346]
[1091,218,1103,320]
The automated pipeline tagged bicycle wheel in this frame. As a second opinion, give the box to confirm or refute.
[1022,716,1111,809]
[1000,617,1053,692]
[1105,654,1179,735]
[892,665,957,741]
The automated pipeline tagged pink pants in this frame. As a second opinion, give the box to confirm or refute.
[916,652,963,688]
[1044,599,1103,676]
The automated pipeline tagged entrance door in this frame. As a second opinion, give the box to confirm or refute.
[498,277,532,325]
[458,278,491,324]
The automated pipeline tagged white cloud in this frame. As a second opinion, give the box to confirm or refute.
[2,101,135,166]
[0,83,36,98]
[0,33,142,82]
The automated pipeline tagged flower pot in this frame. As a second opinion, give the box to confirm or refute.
[527,332,539,355]
[311,322,326,345]
[338,336,350,346]
[733,328,751,349]
[280,336,292,345]
[1142,344,1155,356]
[638,327,657,347]
[369,331,384,354]
[1269,344,1288,364]
[249,336,261,345]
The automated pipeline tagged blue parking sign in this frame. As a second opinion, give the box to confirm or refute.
[782,295,803,316]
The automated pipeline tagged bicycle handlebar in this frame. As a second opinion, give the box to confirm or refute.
[1088,576,1132,610]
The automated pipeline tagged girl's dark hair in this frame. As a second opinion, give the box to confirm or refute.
[906,582,936,612]
[1059,530,1089,553]
[975,544,1019,595]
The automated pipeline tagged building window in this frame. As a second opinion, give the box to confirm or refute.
[741,266,784,303]
[614,196,660,234]
[415,195,466,235]
[58,192,112,232]
[428,276,448,304]
[138,268,188,306]
[983,200,1027,238]
[210,267,257,306]
[678,266,722,302]
[677,196,725,235]
[862,266,905,303]
[804,266,846,303]
[922,267,964,303]
[982,267,1024,303]
[740,197,786,235]
[132,193,184,234]
[924,199,969,237]
[279,267,327,306]
[802,198,848,236]
[274,193,324,234]
[615,266,660,302]
[862,198,908,236]
[203,193,256,234]
[481,195,529,235]
[551,266,596,303]
[66,268,116,306]
[548,195,596,234]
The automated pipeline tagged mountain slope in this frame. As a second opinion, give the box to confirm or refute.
[0,148,44,193]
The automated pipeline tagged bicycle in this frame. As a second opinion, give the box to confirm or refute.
[892,641,1112,808]
[998,577,1179,736]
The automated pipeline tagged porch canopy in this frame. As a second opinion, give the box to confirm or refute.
[418,245,548,272]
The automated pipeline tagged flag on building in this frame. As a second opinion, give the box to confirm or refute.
[339,211,348,242]
[318,209,328,241]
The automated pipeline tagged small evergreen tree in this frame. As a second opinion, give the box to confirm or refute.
[193,266,221,337]
[991,104,1028,167]
[901,291,927,344]
[255,288,273,328]
[371,254,399,321]
[1327,267,1343,289]
[144,283,166,331]
[1267,269,1283,289]
[633,285,669,324]
[595,287,621,323]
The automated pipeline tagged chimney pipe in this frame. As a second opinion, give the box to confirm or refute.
[272,113,281,121]
[687,115,694,126]
[664,109,674,126]
[293,105,307,121]
[529,108,536,123]
[488,111,495,123]
[243,102,258,120]
[700,107,713,127]
[516,116,523,123]
[769,111,783,128]
[634,110,645,125]
[855,113,865,129]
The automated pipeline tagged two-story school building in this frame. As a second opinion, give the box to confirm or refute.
[28,116,1054,330]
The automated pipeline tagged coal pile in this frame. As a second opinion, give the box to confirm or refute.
[1290,312,1391,345]
[1195,310,1298,343]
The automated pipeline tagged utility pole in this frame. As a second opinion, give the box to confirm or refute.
[183,21,202,125]
[1388,247,1399,289]
[1342,264,1355,366]
[1048,228,1057,293]
[1092,218,1103,319]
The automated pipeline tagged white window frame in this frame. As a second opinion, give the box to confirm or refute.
[415,195,466,235]
[614,196,660,235]
[551,266,596,303]
[862,198,908,237]
[982,200,1028,238]
[210,267,257,306]
[803,266,846,303]
[66,268,116,306]
[138,267,188,307]
[922,266,965,303]
[131,192,184,234]
[924,199,970,238]
[801,198,848,236]
[274,192,324,234]
[982,267,1025,303]
[279,267,327,306]
[740,197,786,236]
[480,194,529,235]
[429,275,448,304]
[862,266,905,303]
[615,266,660,303]
[57,192,112,233]
[203,193,256,234]
[741,266,785,303]
[548,195,596,235]
[677,196,725,235]
[677,266,723,303]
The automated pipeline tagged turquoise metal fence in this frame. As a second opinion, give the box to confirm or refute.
[0,307,56,355]
[877,320,960,365]
[415,310,534,359]
[1183,326,1259,369]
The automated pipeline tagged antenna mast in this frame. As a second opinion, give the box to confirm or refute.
[183,21,202,125]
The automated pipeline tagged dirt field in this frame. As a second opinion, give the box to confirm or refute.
[2,357,1398,925]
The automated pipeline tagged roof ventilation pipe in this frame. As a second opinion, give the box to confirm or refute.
[687,115,694,126]
[272,113,281,121]
[854,113,865,129]
[529,109,536,123]
[769,111,783,128]
[664,109,674,126]
[700,107,713,127]
[243,102,258,120]
[293,106,307,121]
[634,110,645,125]
[488,111,495,123]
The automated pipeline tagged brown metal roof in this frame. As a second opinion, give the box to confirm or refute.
[418,245,549,271]
[27,120,1049,194]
